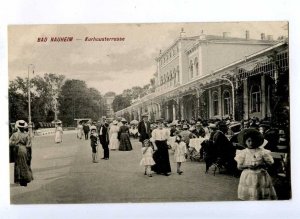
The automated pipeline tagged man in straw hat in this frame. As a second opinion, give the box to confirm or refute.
[98,117,110,160]
[138,113,151,147]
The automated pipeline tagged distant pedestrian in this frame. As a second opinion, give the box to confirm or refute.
[90,127,99,163]
[173,134,187,175]
[235,128,277,200]
[83,122,90,140]
[9,120,33,186]
[118,118,132,151]
[77,122,84,139]
[140,139,155,177]
[54,122,63,143]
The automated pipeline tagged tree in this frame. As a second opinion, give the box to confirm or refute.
[9,78,28,123]
[58,79,105,126]
[112,94,131,112]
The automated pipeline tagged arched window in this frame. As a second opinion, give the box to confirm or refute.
[189,60,194,79]
[212,91,219,116]
[194,57,199,76]
[223,90,231,115]
[251,85,261,113]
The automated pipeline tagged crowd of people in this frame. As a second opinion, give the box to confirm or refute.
[9,114,288,200]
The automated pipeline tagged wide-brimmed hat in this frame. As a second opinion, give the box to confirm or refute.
[141,113,149,118]
[196,121,202,126]
[90,125,97,131]
[238,128,264,148]
[182,124,188,129]
[208,123,217,129]
[143,139,150,144]
[121,118,127,123]
[112,120,118,125]
[156,118,164,123]
[16,120,28,128]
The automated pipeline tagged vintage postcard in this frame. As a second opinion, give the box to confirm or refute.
[8,22,290,204]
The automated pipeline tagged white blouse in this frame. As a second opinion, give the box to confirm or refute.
[150,128,170,142]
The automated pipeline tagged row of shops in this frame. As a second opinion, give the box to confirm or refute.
[115,30,289,127]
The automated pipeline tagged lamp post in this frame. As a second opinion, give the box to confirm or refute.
[220,75,235,121]
[27,64,34,138]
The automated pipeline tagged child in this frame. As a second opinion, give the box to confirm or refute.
[235,128,277,200]
[140,139,155,177]
[90,127,99,163]
[173,134,187,175]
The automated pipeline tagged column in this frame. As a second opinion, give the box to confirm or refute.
[261,75,266,119]
[267,85,271,117]
[196,92,200,119]
[180,99,184,120]
[173,103,176,121]
[166,105,169,121]
[218,86,222,117]
[208,89,212,118]
[243,79,249,120]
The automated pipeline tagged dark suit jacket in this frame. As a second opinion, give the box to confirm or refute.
[138,120,151,142]
[99,124,109,146]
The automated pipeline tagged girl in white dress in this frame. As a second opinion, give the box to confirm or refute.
[140,139,155,177]
[235,128,277,200]
[55,123,63,143]
[173,134,187,175]
[109,120,120,150]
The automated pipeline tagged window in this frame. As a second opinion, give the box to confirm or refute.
[251,85,261,113]
[194,57,199,76]
[212,92,219,116]
[223,90,231,115]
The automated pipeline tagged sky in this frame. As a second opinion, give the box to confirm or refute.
[8,21,288,95]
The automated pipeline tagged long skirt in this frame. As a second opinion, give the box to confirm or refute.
[14,145,33,185]
[151,140,171,174]
[109,133,119,150]
[119,133,132,151]
[238,169,277,200]
[55,131,63,143]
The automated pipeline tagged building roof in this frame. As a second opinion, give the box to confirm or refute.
[185,34,278,54]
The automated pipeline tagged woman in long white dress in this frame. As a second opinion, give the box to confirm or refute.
[109,120,119,150]
[55,123,63,143]
[77,122,83,139]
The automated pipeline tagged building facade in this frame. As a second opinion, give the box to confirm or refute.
[116,30,289,125]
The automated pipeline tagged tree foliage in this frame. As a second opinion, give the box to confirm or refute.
[111,94,131,112]
[9,74,105,127]
[58,79,105,126]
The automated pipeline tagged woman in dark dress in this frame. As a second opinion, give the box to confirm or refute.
[118,118,133,151]
[150,119,171,176]
[9,120,33,186]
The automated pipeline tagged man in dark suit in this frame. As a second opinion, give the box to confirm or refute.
[83,122,90,140]
[98,117,110,160]
[138,114,151,146]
